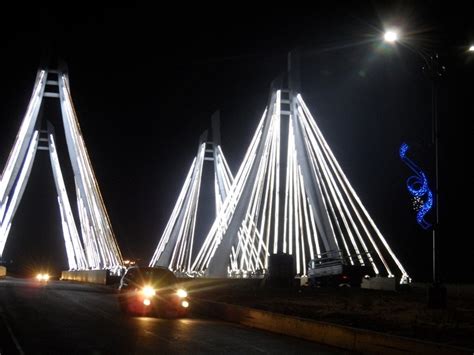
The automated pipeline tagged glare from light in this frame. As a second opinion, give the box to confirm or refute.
[36,273,49,281]
[384,30,399,43]
[177,289,188,298]
[142,286,156,297]
[143,299,151,306]
[469,45,474,52]
[181,300,189,308]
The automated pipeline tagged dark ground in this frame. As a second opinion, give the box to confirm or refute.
[187,279,474,351]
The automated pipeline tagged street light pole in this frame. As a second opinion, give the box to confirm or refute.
[423,53,447,308]
[384,31,447,307]
[431,55,440,285]
[433,70,438,284]
[422,53,442,284]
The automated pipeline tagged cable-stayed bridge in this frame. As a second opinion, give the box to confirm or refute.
[150,113,234,275]
[0,68,123,273]
[151,56,410,283]
[189,88,409,283]
[1,65,409,283]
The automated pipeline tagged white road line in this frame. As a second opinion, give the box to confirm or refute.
[0,305,25,355]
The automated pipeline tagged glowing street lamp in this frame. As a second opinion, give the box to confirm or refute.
[384,30,399,43]
[468,45,474,52]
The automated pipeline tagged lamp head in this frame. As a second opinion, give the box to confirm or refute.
[384,30,399,43]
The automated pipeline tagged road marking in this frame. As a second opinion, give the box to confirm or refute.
[0,305,25,355]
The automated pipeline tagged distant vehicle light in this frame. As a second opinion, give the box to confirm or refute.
[177,289,188,298]
[143,299,151,306]
[181,300,189,308]
[36,273,50,281]
[142,286,156,297]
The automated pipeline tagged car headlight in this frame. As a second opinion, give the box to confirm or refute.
[36,273,49,281]
[177,289,187,298]
[142,286,156,297]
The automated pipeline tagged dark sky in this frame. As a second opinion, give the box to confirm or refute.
[0,3,472,281]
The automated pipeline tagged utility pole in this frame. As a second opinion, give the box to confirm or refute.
[423,53,447,308]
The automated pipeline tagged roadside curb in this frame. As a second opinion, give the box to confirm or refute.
[57,279,118,293]
[193,299,473,354]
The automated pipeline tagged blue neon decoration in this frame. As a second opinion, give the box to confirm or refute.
[399,143,433,230]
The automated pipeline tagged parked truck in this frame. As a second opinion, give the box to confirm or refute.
[307,253,372,287]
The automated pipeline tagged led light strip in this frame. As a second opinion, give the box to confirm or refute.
[0,131,40,255]
[59,74,124,271]
[49,133,88,270]
[150,136,236,274]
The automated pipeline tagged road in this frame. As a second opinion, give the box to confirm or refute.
[0,277,345,354]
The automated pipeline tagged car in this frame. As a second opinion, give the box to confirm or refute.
[36,272,51,283]
[117,266,190,317]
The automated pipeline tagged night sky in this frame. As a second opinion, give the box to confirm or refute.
[0,3,472,281]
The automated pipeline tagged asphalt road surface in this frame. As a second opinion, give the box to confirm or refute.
[0,277,345,354]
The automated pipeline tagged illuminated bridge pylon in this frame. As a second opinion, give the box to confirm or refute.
[192,84,410,283]
[0,68,123,272]
[150,113,234,274]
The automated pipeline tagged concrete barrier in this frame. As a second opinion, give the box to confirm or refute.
[194,299,472,355]
[361,276,397,291]
[61,270,108,285]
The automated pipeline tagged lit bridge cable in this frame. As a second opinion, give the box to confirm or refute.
[150,113,235,275]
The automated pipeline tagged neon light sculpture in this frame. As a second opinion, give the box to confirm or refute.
[399,143,433,230]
